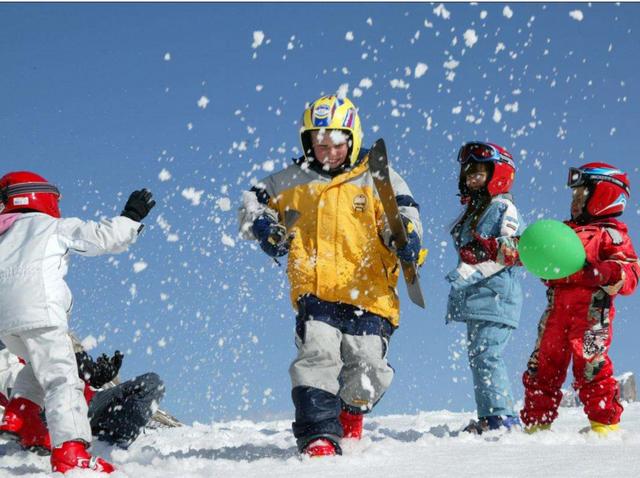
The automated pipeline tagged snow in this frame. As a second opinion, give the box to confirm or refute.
[345,31,354,41]
[3,404,640,477]
[433,4,451,20]
[181,187,204,206]
[158,168,171,182]
[503,6,513,19]
[80,335,97,351]
[414,62,428,79]
[197,96,210,109]
[463,29,478,48]
[251,31,265,49]
[133,261,148,273]
[569,10,584,22]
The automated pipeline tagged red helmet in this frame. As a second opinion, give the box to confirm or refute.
[458,142,516,198]
[0,171,61,218]
[567,162,630,220]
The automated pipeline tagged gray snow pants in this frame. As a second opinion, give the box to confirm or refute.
[289,295,395,450]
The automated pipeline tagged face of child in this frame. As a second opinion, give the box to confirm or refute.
[571,186,589,220]
[311,129,350,170]
[464,162,490,191]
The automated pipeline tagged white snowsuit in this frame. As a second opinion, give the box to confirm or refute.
[0,212,141,446]
[0,344,22,402]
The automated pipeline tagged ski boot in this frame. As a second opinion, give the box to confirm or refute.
[463,415,521,435]
[50,440,115,474]
[303,438,340,458]
[524,423,551,434]
[588,420,619,437]
[0,397,51,452]
[339,410,363,440]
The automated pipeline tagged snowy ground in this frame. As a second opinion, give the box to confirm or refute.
[2,403,640,478]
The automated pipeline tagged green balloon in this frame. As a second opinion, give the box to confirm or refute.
[518,219,586,279]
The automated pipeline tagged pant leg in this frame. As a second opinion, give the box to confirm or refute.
[466,320,515,418]
[289,319,343,450]
[570,291,623,425]
[339,321,394,414]
[89,373,165,448]
[2,327,91,446]
[521,290,572,426]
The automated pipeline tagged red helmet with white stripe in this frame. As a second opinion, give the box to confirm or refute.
[457,142,516,199]
[0,171,61,218]
[567,162,629,221]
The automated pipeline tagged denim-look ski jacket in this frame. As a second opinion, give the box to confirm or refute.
[446,194,524,328]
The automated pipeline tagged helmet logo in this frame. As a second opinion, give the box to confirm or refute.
[353,194,367,212]
[313,104,331,127]
[13,197,29,206]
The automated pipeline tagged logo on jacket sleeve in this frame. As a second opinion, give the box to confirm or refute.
[353,194,367,212]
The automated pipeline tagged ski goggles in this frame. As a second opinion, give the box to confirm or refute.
[567,167,630,194]
[1,182,60,201]
[457,142,514,167]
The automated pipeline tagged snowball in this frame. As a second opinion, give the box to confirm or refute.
[414,62,429,78]
[81,335,97,351]
[133,261,148,273]
[251,31,265,49]
[463,29,478,48]
[197,96,210,109]
[569,10,584,21]
[158,168,171,182]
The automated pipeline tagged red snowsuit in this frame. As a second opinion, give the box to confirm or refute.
[521,218,640,426]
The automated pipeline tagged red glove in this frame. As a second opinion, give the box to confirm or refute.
[459,233,499,265]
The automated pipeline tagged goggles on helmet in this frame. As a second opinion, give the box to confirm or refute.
[1,182,60,202]
[457,142,514,167]
[567,167,630,195]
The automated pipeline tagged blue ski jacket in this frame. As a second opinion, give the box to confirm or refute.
[445,194,524,328]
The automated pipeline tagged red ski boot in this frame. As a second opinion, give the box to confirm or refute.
[304,438,337,457]
[0,397,51,453]
[0,400,23,440]
[50,441,115,474]
[339,410,363,439]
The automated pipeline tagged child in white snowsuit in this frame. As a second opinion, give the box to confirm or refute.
[0,171,155,473]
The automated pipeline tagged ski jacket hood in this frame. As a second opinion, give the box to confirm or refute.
[0,213,21,236]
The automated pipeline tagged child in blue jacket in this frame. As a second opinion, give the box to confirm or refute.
[446,142,523,433]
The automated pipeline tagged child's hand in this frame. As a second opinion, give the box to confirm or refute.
[459,233,498,264]
[122,189,156,222]
[393,218,422,263]
[252,214,291,257]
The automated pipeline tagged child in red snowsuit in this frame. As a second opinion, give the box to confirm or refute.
[520,163,640,434]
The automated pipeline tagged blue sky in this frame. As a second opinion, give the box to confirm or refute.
[1,3,639,424]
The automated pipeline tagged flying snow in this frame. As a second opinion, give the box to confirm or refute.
[569,10,584,21]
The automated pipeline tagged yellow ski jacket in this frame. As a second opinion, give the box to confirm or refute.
[240,150,422,326]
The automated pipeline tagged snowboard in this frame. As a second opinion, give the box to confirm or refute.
[368,138,426,309]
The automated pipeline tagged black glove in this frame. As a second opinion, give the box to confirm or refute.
[121,189,156,222]
[76,350,124,388]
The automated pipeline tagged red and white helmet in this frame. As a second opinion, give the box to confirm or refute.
[567,162,630,220]
[0,171,61,218]
[457,141,516,199]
